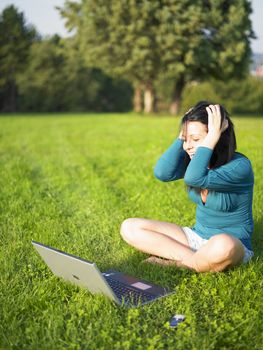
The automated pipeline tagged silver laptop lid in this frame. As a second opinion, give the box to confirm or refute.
[32,241,119,303]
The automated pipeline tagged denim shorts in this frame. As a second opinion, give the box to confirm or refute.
[182,227,254,264]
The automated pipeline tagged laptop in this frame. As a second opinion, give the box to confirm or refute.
[32,241,174,307]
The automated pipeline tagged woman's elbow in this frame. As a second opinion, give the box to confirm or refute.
[184,174,200,187]
[153,167,170,181]
[153,167,182,182]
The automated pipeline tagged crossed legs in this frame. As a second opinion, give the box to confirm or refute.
[120,218,245,272]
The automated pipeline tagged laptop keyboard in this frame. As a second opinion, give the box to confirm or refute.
[106,277,156,305]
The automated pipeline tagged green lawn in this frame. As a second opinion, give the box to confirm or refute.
[0,113,262,350]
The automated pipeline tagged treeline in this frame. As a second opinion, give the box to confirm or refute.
[0,6,132,113]
[15,35,133,113]
[1,3,263,115]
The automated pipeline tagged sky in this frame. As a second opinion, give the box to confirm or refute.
[0,0,262,53]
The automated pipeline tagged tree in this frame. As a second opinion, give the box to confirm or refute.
[17,35,68,112]
[60,0,255,115]
[179,77,263,115]
[0,5,37,112]
[60,0,162,113]
[156,0,255,114]
[17,35,133,112]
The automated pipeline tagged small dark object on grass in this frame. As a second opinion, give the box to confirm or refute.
[169,314,186,328]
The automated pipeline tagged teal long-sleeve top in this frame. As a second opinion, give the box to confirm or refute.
[154,138,254,250]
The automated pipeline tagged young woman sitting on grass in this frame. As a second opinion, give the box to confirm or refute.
[120,101,254,272]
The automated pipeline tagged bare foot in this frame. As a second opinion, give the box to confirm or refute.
[142,256,177,266]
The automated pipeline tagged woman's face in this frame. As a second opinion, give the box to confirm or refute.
[182,121,208,159]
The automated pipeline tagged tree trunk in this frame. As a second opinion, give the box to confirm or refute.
[133,85,142,113]
[9,79,17,112]
[8,67,17,112]
[170,76,185,115]
[144,84,156,114]
[3,78,17,112]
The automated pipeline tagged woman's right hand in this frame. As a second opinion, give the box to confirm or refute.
[202,105,228,149]
[201,189,209,204]
[178,125,186,140]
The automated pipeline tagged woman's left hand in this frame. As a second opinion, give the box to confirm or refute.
[202,104,228,149]
[200,189,209,204]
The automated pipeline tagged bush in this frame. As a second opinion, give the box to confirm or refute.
[213,77,263,114]
[16,36,133,113]
[179,77,263,115]
[180,82,220,114]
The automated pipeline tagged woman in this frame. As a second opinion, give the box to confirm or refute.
[120,101,254,272]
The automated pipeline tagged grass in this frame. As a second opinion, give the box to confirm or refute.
[0,113,262,350]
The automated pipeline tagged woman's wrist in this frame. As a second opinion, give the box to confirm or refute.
[178,130,185,141]
[201,132,220,150]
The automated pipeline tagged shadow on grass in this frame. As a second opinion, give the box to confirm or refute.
[252,218,263,258]
[98,248,196,292]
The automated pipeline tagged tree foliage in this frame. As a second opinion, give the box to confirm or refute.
[60,0,255,114]
[0,3,260,115]
[17,35,132,112]
[0,5,38,111]
[180,77,263,115]
[60,0,163,112]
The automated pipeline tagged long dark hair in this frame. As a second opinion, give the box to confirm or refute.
[181,101,237,169]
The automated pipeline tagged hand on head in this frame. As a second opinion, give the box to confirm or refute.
[206,104,228,137]
[201,104,229,150]
[179,103,230,151]
[178,127,185,141]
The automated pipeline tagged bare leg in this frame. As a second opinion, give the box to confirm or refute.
[120,218,194,263]
[120,218,245,272]
[180,234,245,272]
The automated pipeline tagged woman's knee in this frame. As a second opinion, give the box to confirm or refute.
[190,234,244,272]
[120,218,142,244]
[207,234,244,265]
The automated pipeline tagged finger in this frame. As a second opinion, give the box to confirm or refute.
[209,104,217,114]
[207,106,217,123]
[206,106,213,119]
[206,106,213,114]
[210,104,222,128]
[209,105,221,120]
[206,106,214,128]
[214,104,223,126]
[215,104,221,117]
